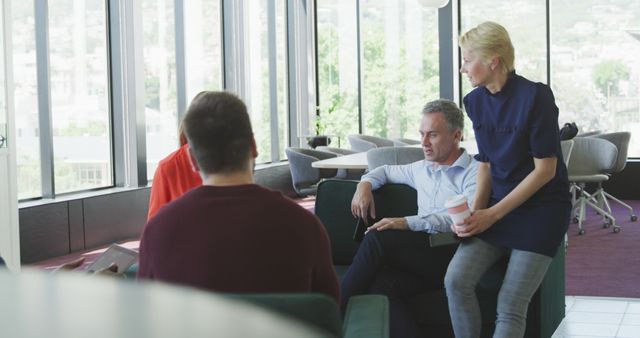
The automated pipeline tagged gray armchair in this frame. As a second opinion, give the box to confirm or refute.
[366,147,425,170]
[316,146,358,156]
[285,147,339,197]
[568,137,618,234]
[347,135,394,152]
[391,137,421,147]
[316,146,365,180]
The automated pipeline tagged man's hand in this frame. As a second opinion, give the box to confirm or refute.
[53,257,86,272]
[367,217,409,232]
[351,181,376,224]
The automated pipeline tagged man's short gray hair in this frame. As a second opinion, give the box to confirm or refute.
[421,99,464,132]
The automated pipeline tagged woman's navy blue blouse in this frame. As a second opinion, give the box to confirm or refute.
[464,72,571,257]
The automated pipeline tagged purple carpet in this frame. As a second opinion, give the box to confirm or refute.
[565,199,640,298]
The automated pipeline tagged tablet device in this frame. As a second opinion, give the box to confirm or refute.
[353,216,380,242]
[86,244,138,274]
[353,218,368,242]
[429,232,461,247]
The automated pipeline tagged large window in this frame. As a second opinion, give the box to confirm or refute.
[361,0,439,140]
[459,0,546,141]
[551,1,640,157]
[316,0,359,147]
[0,1,5,150]
[184,0,223,101]
[12,0,41,199]
[143,0,178,180]
[49,0,112,194]
[244,0,288,163]
[317,0,440,146]
[12,0,112,198]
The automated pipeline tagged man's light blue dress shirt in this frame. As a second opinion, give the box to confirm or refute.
[361,149,478,233]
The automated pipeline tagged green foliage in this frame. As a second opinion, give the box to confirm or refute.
[317,9,439,145]
[592,60,630,97]
[55,121,108,137]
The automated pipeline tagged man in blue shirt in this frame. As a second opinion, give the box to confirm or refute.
[344,99,478,338]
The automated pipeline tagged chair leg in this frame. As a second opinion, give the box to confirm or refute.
[603,191,638,222]
[582,188,619,233]
[571,187,587,235]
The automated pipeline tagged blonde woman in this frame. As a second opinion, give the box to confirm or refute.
[444,22,570,337]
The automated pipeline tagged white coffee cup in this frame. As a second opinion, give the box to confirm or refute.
[445,195,471,225]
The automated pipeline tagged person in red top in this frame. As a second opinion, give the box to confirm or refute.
[147,135,202,220]
[137,91,339,302]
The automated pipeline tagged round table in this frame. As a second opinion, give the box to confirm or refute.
[0,269,330,338]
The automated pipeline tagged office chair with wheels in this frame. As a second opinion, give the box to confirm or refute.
[567,137,618,234]
[590,132,637,223]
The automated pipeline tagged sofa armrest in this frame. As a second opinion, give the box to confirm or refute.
[342,295,389,338]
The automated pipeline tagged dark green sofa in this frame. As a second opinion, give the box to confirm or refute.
[228,293,389,338]
[315,179,565,338]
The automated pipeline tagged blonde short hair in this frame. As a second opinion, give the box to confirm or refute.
[459,21,515,75]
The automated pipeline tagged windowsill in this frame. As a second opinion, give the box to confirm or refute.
[19,185,151,209]
[18,161,290,209]
[255,160,289,170]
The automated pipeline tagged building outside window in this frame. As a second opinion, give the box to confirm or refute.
[49,0,112,194]
[143,0,178,180]
[12,0,41,199]
[551,1,640,157]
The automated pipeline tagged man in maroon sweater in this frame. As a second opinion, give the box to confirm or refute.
[137,91,339,302]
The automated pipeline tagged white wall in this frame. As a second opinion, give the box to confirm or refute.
[0,0,21,271]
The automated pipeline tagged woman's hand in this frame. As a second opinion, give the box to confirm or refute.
[451,208,500,237]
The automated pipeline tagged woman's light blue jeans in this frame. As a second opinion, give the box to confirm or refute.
[444,237,552,338]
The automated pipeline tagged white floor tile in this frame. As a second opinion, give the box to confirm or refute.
[627,303,640,314]
[571,299,628,313]
[623,314,640,325]
[565,311,624,324]
[555,322,620,336]
[553,297,640,338]
[616,325,640,338]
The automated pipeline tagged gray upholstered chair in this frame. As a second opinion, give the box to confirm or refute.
[315,146,358,156]
[577,130,602,137]
[568,137,618,234]
[285,147,340,197]
[315,146,365,180]
[347,134,394,152]
[560,139,574,167]
[560,140,574,248]
[366,147,425,170]
[590,132,637,223]
[391,137,421,147]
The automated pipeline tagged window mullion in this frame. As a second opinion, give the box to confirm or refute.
[34,0,55,198]
[174,0,187,120]
[267,0,280,161]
